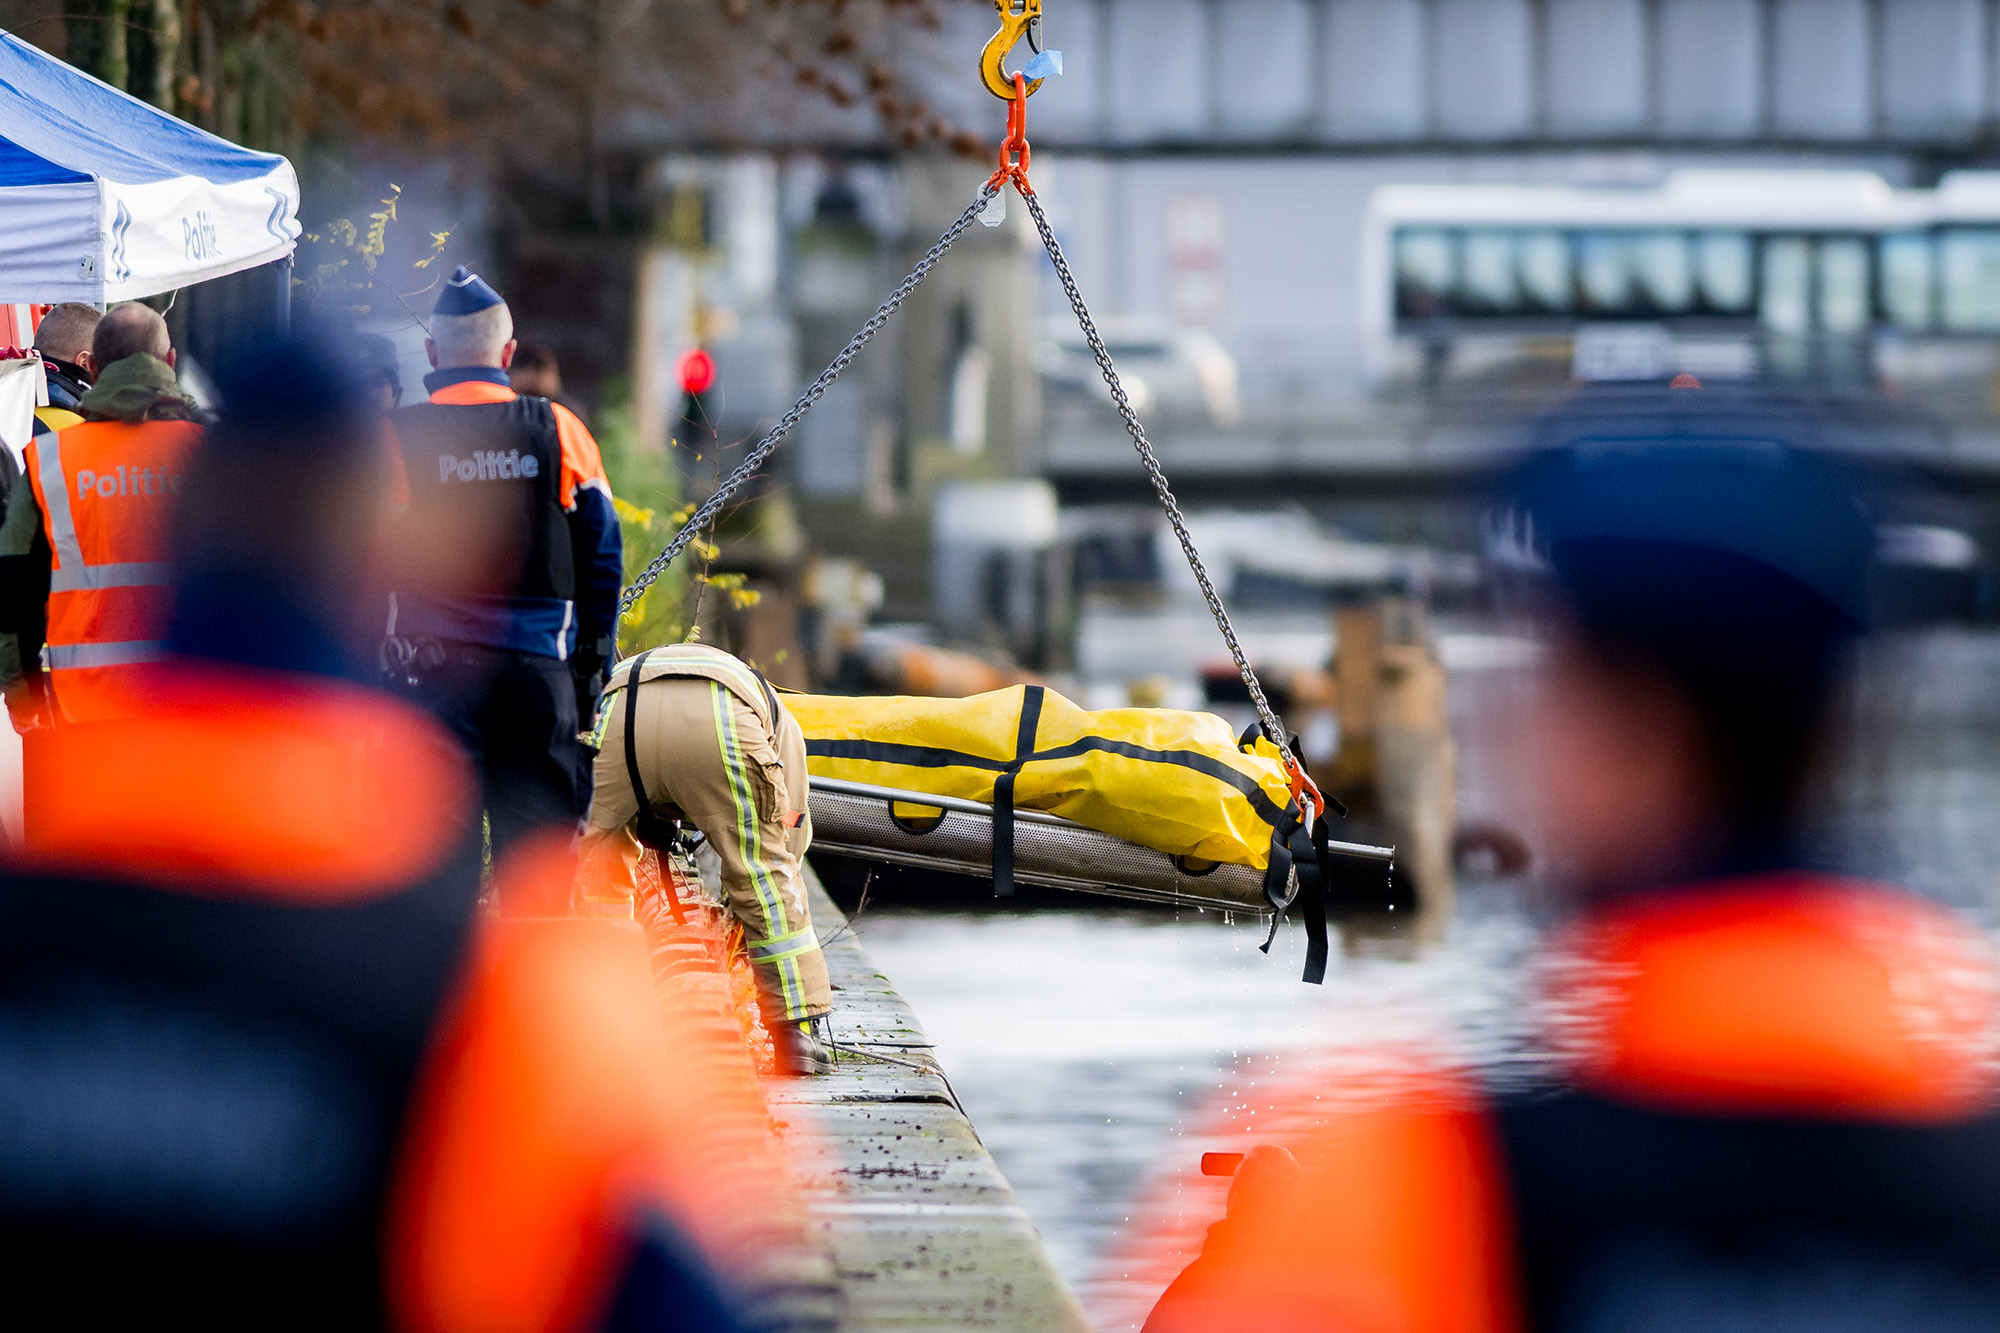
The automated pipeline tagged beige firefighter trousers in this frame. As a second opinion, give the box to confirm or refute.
[579,677,831,1023]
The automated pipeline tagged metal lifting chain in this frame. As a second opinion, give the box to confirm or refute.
[1018,189,1291,759]
[614,173,1310,808]
[617,185,1001,617]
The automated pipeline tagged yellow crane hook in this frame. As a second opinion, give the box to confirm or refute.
[981,0,1045,100]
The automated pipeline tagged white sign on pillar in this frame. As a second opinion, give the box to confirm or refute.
[1166,194,1226,327]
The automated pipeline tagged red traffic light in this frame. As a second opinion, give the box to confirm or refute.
[676,347,716,395]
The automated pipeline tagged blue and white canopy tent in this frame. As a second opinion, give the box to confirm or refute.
[0,28,300,306]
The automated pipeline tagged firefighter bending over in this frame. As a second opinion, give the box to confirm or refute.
[580,643,834,1075]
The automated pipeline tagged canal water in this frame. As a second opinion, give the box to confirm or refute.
[846,623,2000,1330]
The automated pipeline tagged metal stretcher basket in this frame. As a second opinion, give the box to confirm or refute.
[807,776,1394,916]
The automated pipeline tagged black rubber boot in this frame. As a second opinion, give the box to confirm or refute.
[772,1014,835,1076]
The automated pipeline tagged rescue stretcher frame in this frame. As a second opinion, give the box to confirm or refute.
[808,775,1394,916]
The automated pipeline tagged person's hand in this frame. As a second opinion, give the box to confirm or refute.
[572,638,611,748]
[4,676,53,734]
[572,661,607,751]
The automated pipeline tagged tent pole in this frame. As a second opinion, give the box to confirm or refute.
[270,256,293,335]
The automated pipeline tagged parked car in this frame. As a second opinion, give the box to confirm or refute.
[1040,318,1243,427]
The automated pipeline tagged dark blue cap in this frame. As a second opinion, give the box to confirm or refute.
[433,265,505,316]
[1520,444,1873,628]
[1513,441,1877,848]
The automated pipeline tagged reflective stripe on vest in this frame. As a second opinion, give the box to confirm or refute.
[45,640,167,670]
[34,430,176,594]
[51,561,174,594]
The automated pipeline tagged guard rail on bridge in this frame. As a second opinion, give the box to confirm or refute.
[1043,383,2000,502]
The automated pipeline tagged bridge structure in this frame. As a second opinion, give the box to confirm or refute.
[991,0,2000,158]
[958,0,2000,498]
[1040,382,2000,511]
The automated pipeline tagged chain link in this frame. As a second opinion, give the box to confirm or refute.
[1020,189,1290,751]
[616,180,1292,760]
[618,186,1001,616]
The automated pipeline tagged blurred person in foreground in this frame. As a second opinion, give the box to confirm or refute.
[1134,444,2000,1333]
[578,642,836,1075]
[381,268,621,875]
[0,333,772,1331]
[0,301,204,734]
[29,301,100,430]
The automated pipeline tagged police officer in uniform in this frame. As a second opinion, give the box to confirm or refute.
[383,268,622,871]
[0,302,203,735]
[29,302,99,428]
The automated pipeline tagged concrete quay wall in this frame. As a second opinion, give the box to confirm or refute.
[770,870,1090,1331]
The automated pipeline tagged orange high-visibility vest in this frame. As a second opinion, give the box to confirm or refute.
[24,418,197,721]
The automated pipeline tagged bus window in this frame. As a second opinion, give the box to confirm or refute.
[1395,229,1456,319]
[1762,236,1811,333]
[1636,232,1693,312]
[1462,231,1518,311]
[1941,229,2000,330]
[1578,233,1636,313]
[1818,237,1870,333]
[1880,233,1935,330]
[1520,231,1570,310]
[1696,232,1754,313]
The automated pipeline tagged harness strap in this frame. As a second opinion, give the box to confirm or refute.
[1259,815,1299,915]
[620,651,686,924]
[990,684,1046,899]
[1252,801,1330,983]
[1293,817,1331,985]
[751,667,783,733]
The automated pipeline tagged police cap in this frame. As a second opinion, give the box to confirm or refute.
[434,265,505,316]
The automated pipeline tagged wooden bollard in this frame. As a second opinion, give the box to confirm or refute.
[1318,598,1456,930]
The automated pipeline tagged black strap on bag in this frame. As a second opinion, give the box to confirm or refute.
[1294,817,1332,985]
[621,651,686,925]
[1252,808,1332,985]
[1259,815,1301,915]
[1256,812,1297,955]
[1240,725,1334,984]
[990,684,1046,899]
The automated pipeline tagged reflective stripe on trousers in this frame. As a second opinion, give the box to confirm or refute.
[745,923,818,964]
[35,433,174,594]
[579,674,832,1022]
[712,683,809,1020]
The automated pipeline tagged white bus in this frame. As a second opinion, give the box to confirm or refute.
[1359,170,2000,389]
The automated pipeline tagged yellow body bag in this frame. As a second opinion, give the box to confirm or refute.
[786,684,1300,873]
